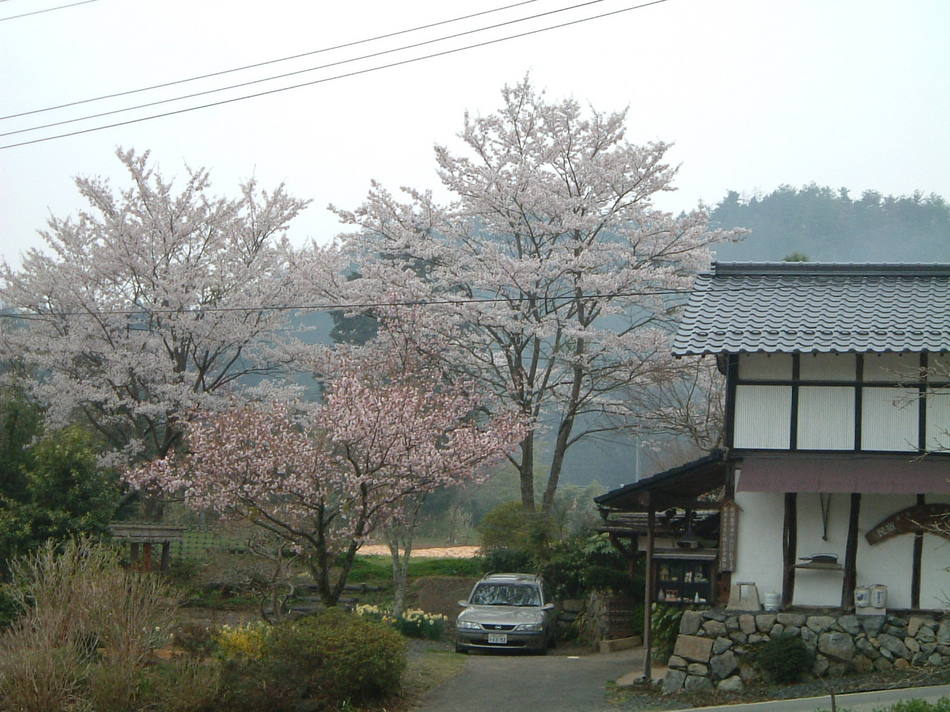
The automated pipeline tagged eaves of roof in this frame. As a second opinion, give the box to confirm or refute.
[672,262,950,356]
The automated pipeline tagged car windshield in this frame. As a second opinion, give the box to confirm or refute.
[470,583,541,606]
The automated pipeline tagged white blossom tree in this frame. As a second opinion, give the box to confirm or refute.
[0,149,314,477]
[128,323,525,606]
[331,78,741,510]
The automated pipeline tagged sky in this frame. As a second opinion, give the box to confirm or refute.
[1,0,948,269]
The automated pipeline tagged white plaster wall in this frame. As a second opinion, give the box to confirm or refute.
[735,386,791,449]
[794,492,853,606]
[733,491,784,601]
[921,494,950,610]
[926,388,950,452]
[798,387,855,449]
[861,388,918,451]
[733,491,950,610]
[800,354,857,381]
[739,354,792,380]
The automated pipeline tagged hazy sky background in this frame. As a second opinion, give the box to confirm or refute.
[2,0,948,269]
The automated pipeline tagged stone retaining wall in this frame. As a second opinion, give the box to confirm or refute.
[662,609,950,694]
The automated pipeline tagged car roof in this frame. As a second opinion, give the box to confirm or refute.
[479,573,542,584]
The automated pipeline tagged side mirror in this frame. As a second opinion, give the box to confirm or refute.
[458,600,469,607]
[542,603,555,611]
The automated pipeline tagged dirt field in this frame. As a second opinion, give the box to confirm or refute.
[359,545,480,558]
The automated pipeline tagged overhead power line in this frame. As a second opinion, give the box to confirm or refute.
[0,0,541,121]
[0,0,95,22]
[0,281,871,321]
[0,0,612,140]
[0,0,671,151]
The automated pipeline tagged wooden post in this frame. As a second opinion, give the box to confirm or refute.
[160,541,171,571]
[782,493,797,608]
[143,543,153,571]
[841,493,861,609]
[642,499,656,681]
[912,494,925,609]
[130,542,140,566]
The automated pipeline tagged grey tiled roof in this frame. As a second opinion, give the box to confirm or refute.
[672,263,950,355]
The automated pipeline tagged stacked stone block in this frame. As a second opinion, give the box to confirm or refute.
[662,609,950,693]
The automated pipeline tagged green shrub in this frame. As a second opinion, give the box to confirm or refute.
[0,588,22,630]
[539,533,640,600]
[756,632,812,683]
[482,547,533,574]
[649,604,684,662]
[479,501,555,558]
[170,623,217,658]
[219,609,406,712]
[140,659,221,712]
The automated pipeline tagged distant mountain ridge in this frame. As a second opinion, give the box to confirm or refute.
[708,184,950,263]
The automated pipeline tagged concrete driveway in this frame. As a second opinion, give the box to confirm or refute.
[414,647,645,712]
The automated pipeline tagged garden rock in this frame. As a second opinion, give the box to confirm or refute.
[738,614,756,635]
[718,675,743,692]
[667,655,687,670]
[712,637,733,655]
[861,616,886,636]
[679,610,703,635]
[710,651,738,679]
[878,633,910,660]
[806,616,835,633]
[673,635,713,663]
[684,675,714,692]
[777,613,805,627]
[818,632,855,662]
[837,615,861,635]
[703,620,727,637]
[662,669,686,694]
[755,614,776,632]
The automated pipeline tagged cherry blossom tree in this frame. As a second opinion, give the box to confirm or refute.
[128,324,525,606]
[0,148,315,477]
[331,77,742,510]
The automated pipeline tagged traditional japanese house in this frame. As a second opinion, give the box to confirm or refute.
[596,262,950,680]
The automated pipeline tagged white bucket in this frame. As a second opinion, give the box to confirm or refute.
[763,592,780,611]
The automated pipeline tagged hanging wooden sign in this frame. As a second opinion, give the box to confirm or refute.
[865,503,950,545]
[719,499,740,572]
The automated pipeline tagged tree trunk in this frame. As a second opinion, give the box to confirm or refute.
[519,434,536,511]
[387,497,424,618]
[542,413,576,512]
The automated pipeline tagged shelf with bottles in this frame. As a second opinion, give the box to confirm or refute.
[654,558,714,605]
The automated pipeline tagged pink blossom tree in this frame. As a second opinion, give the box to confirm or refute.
[331,77,743,511]
[0,149,319,476]
[128,323,525,606]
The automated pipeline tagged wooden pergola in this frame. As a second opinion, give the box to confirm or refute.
[108,523,186,571]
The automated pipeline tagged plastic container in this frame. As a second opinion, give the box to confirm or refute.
[763,592,780,611]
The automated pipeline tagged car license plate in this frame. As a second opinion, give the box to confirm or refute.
[487,633,507,644]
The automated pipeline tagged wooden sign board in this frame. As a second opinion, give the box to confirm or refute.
[719,499,740,572]
[865,503,950,545]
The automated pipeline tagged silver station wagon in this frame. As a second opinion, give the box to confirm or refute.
[455,573,556,653]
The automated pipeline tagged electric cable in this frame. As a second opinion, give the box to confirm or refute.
[0,0,614,140]
[0,0,671,150]
[0,281,883,321]
[0,0,541,121]
[0,0,95,22]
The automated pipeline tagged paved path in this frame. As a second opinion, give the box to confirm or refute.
[415,646,950,712]
[662,684,950,712]
[414,647,644,712]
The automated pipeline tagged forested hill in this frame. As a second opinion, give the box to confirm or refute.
[708,185,950,262]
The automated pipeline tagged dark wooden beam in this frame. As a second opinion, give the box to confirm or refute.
[841,493,861,608]
[782,493,797,607]
[642,500,656,681]
[912,494,925,609]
